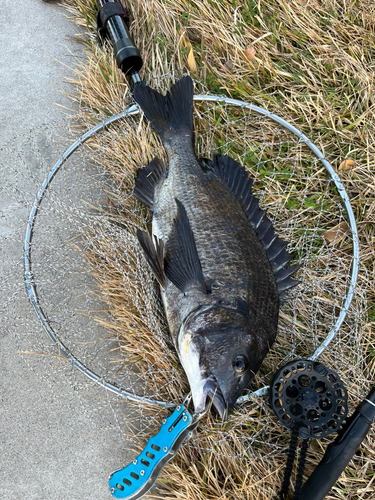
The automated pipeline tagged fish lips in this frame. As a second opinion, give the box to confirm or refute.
[193,376,229,419]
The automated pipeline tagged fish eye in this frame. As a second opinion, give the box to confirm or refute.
[233,355,249,374]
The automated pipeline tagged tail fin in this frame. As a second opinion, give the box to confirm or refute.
[133,76,194,144]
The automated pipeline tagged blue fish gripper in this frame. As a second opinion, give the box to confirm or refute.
[109,405,198,499]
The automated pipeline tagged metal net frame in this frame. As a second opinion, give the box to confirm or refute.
[4,84,367,461]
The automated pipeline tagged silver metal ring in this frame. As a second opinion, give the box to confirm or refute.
[24,96,359,407]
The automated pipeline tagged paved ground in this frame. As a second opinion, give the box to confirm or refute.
[0,1,131,498]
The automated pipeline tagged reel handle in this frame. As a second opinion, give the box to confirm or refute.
[299,387,375,500]
[96,0,142,83]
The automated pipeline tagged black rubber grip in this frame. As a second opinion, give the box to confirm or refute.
[99,2,128,27]
[97,0,142,75]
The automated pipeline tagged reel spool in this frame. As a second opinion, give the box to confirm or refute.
[270,359,348,439]
[270,360,349,499]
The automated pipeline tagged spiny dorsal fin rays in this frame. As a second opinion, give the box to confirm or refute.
[136,152,300,296]
[200,154,300,296]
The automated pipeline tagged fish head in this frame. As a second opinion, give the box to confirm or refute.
[179,307,263,419]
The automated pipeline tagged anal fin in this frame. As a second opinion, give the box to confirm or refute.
[164,199,207,295]
[133,157,166,208]
[136,229,165,288]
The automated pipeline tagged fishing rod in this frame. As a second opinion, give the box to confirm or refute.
[299,387,375,500]
[270,360,375,500]
[96,0,142,86]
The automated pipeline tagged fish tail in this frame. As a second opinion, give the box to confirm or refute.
[133,76,194,145]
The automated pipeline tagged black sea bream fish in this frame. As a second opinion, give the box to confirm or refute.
[133,76,299,418]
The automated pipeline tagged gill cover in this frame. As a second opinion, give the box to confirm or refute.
[179,310,263,418]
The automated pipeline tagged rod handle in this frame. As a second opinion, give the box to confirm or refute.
[299,387,375,500]
[97,0,143,76]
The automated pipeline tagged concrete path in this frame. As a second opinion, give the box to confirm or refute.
[1,1,131,498]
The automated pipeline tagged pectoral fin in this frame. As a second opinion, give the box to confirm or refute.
[164,199,207,295]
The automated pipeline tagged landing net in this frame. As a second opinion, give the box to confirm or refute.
[2,79,369,486]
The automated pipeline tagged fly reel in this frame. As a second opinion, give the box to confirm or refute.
[270,360,348,439]
[269,360,349,499]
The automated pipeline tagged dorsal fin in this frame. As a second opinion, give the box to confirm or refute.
[201,155,300,296]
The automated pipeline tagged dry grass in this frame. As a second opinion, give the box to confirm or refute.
[57,0,375,498]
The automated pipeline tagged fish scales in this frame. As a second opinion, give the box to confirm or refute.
[154,152,278,341]
[133,76,298,418]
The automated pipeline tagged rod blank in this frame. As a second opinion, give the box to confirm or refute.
[299,387,375,500]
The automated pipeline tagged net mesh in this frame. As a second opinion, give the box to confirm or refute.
[1,77,370,491]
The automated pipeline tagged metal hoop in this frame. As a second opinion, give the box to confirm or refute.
[24,96,359,407]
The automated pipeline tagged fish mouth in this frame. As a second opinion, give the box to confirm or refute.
[194,376,228,419]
